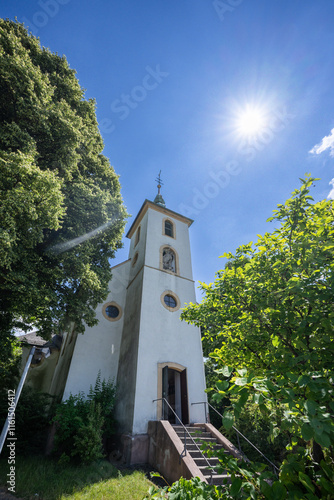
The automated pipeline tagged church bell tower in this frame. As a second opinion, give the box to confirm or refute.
[63,174,207,463]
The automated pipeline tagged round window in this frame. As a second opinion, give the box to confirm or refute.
[105,305,120,319]
[102,302,122,322]
[164,294,177,308]
[161,291,180,311]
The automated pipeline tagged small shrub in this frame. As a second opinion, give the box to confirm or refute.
[53,391,89,458]
[72,402,104,464]
[88,371,116,438]
[53,372,116,464]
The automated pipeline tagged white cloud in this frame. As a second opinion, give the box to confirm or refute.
[309,128,334,157]
[328,178,334,200]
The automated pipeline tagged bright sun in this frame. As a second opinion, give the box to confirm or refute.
[236,106,267,137]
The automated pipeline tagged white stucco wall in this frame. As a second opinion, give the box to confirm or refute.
[131,265,207,434]
[62,259,131,400]
[123,205,207,434]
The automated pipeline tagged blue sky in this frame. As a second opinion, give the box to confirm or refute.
[2,0,334,299]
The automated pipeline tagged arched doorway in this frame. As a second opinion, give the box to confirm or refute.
[158,363,189,425]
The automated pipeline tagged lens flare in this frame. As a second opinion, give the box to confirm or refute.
[237,108,266,136]
[235,105,267,138]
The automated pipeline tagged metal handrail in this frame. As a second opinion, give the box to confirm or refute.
[0,347,36,454]
[192,401,280,475]
[153,397,216,484]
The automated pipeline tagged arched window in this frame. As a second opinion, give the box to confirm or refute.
[135,226,141,247]
[162,247,176,273]
[164,219,174,238]
[132,252,139,267]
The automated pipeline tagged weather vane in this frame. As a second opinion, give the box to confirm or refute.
[155,170,163,194]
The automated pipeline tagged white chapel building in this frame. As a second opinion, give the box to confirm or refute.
[55,183,207,460]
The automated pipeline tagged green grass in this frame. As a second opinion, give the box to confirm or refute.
[0,456,154,499]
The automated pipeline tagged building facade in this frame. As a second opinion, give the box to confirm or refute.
[63,191,207,460]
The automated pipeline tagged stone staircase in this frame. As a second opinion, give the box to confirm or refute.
[173,424,231,485]
[147,420,243,487]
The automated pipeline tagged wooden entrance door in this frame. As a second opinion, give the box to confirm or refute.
[162,366,189,424]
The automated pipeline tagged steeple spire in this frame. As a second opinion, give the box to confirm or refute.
[154,170,166,207]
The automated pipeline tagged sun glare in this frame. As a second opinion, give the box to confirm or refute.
[235,105,267,138]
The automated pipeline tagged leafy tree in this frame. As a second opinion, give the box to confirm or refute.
[182,176,334,498]
[0,20,127,385]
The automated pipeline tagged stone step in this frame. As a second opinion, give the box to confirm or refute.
[183,442,212,452]
[173,425,209,433]
[189,449,229,460]
[173,426,208,435]
[184,442,225,453]
[199,465,228,474]
[178,436,218,444]
[208,474,230,486]
[175,430,213,440]
[193,457,220,467]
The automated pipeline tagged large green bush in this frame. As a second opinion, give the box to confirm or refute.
[181,176,334,498]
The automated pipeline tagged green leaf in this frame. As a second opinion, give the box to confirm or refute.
[223,410,234,430]
[318,475,333,493]
[253,393,263,404]
[236,367,247,376]
[309,418,323,433]
[222,365,234,377]
[230,477,242,496]
[272,336,280,347]
[304,400,318,416]
[272,481,287,500]
[260,479,273,499]
[314,431,331,448]
[297,374,310,387]
[320,459,334,481]
[234,377,248,386]
[286,372,298,383]
[301,423,314,441]
[216,380,229,391]
[298,472,315,493]
[238,391,249,407]
[211,393,224,403]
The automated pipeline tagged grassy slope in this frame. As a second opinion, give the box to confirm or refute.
[0,456,153,500]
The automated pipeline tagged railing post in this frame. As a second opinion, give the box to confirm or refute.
[184,426,186,455]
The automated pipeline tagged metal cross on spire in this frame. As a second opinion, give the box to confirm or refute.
[154,170,166,207]
[155,170,163,194]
